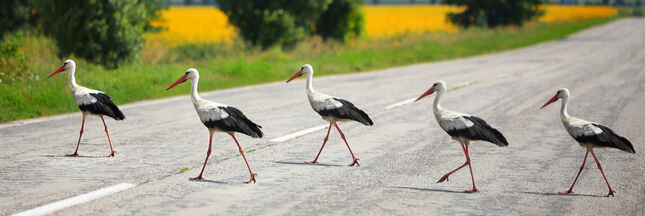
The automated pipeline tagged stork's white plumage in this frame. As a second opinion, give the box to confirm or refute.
[286,64,373,166]
[48,59,125,157]
[415,81,507,193]
[167,68,262,183]
[541,88,634,197]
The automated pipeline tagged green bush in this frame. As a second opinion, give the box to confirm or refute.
[445,0,544,28]
[0,0,31,40]
[315,0,365,42]
[217,0,333,49]
[31,0,151,68]
[0,31,27,84]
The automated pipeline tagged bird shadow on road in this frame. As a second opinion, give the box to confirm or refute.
[521,191,601,198]
[392,186,466,194]
[275,161,344,167]
[188,179,228,184]
[39,154,105,158]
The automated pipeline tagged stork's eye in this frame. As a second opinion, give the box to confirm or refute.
[184,71,190,76]
[301,67,304,70]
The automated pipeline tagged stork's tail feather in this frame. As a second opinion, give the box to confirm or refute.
[461,116,508,147]
[240,119,264,138]
[221,106,263,138]
[334,98,373,126]
[592,124,635,153]
[85,93,125,120]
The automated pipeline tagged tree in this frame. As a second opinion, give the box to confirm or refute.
[31,0,157,68]
[315,0,365,42]
[217,0,333,49]
[445,0,544,28]
[0,0,30,40]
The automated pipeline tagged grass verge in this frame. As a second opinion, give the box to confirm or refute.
[0,16,621,123]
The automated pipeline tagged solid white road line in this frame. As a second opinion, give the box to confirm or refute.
[385,98,417,110]
[269,124,329,143]
[11,183,136,216]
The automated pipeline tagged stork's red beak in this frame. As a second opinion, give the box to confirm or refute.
[540,95,559,109]
[415,88,436,102]
[286,70,304,83]
[48,66,66,78]
[166,76,188,90]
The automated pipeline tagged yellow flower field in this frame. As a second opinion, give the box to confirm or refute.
[148,6,237,47]
[538,5,618,22]
[148,5,618,46]
[362,5,463,38]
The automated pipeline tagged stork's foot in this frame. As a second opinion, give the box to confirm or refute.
[304,160,319,164]
[604,190,616,197]
[244,173,257,184]
[437,175,450,183]
[559,190,574,194]
[189,175,204,180]
[348,158,360,167]
[104,151,116,157]
[66,152,79,157]
[465,188,480,193]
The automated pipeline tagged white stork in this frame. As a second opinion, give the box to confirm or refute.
[541,88,634,197]
[48,59,125,157]
[167,68,263,183]
[415,81,508,193]
[286,64,373,166]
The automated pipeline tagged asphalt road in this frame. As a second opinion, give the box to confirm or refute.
[1,18,644,215]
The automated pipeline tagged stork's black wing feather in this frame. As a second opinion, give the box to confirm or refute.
[573,123,635,153]
[317,98,373,126]
[79,93,125,120]
[447,116,508,147]
[203,106,263,138]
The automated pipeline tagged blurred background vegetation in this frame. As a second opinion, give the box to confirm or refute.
[0,0,643,122]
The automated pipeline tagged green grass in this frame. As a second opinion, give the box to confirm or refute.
[0,16,621,123]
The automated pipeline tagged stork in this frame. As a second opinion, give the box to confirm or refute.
[541,88,634,197]
[415,81,508,193]
[48,59,125,157]
[286,64,373,166]
[167,68,263,183]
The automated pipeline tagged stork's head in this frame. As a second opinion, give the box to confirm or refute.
[541,88,569,109]
[286,64,313,83]
[415,80,446,102]
[48,59,76,78]
[166,68,199,90]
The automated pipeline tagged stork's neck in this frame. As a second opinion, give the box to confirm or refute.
[433,89,444,113]
[190,77,202,104]
[305,72,316,94]
[68,66,79,91]
[559,95,570,120]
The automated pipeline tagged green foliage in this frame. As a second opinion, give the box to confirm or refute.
[315,0,365,42]
[141,0,168,33]
[0,31,27,84]
[217,0,333,49]
[0,0,31,39]
[632,7,645,16]
[445,0,544,28]
[31,0,149,68]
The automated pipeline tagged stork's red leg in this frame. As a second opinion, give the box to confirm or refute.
[305,122,333,164]
[463,144,479,193]
[231,134,257,184]
[67,114,86,156]
[437,143,469,183]
[333,123,360,166]
[560,150,589,194]
[100,116,116,157]
[191,135,213,180]
[590,152,616,197]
